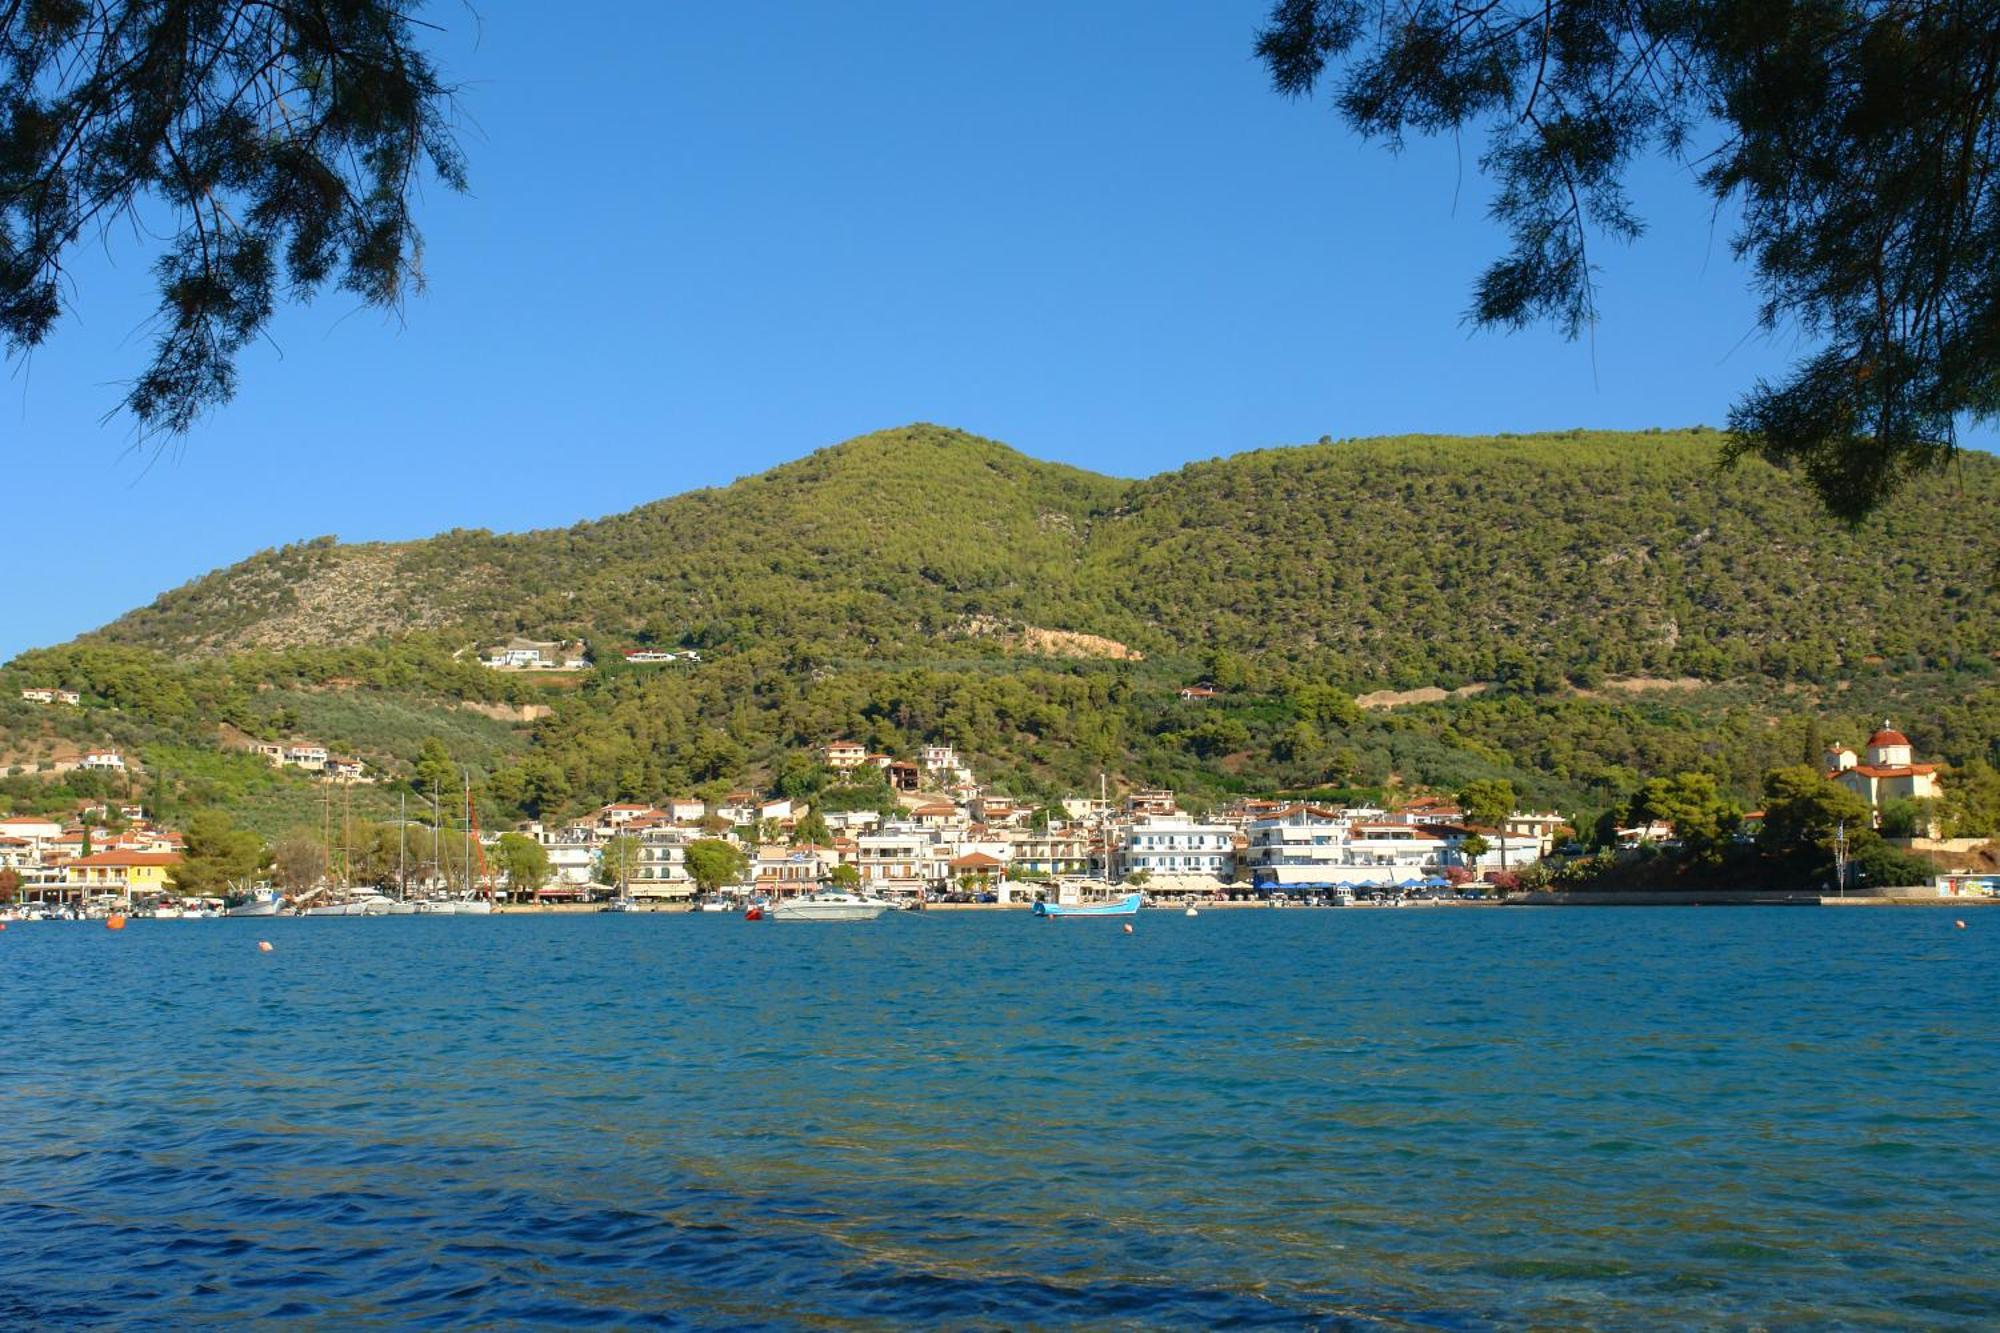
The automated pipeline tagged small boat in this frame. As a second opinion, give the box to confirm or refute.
[600,897,637,913]
[1034,891,1144,918]
[767,891,893,922]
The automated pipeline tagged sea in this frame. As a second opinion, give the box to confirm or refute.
[2,908,1994,1329]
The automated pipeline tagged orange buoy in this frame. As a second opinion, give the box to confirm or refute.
[1955,919,1967,929]
[105,914,126,930]
[1122,922,1134,934]
[257,940,274,952]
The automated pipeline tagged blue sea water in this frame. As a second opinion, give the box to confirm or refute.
[1,908,1995,1329]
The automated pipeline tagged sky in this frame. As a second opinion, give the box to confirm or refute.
[0,2,1953,660]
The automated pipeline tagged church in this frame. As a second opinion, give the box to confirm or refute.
[1826,724,1943,824]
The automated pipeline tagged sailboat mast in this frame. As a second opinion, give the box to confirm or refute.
[398,792,407,901]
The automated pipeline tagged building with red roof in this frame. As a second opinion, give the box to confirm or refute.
[1826,721,1943,827]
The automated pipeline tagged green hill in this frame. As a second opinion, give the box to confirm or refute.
[6,424,1998,834]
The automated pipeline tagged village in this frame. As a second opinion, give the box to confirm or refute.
[3,691,1991,913]
[507,737,1567,907]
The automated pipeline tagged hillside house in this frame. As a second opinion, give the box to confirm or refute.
[480,638,588,671]
[822,740,868,770]
[716,793,760,826]
[325,756,368,783]
[20,687,79,705]
[79,751,126,772]
[0,814,63,848]
[1178,684,1218,702]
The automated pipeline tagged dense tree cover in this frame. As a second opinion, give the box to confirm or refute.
[0,2,463,435]
[5,427,1996,838]
[1256,3,2000,520]
[685,840,748,893]
[169,811,268,897]
[1555,764,1937,892]
[492,832,551,895]
[90,428,2000,690]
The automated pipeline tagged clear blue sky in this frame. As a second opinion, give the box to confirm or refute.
[0,3,1958,660]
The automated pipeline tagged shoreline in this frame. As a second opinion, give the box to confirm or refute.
[475,892,1996,915]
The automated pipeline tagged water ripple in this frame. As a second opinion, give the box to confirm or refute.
[0,909,1993,1326]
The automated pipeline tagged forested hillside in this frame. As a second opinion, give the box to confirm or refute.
[6,424,1997,835]
[95,424,1998,683]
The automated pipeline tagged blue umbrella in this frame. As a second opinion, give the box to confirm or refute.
[1399,877,1425,888]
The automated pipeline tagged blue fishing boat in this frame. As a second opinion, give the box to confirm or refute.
[1033,891,1143,918]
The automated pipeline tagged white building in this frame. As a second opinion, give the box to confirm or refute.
[1243,805,1358,890]
[79,751,126,772]
[856,830,950,890]
[0,813,63,848]
[629,832,693,899]
[1115,815,1234,880]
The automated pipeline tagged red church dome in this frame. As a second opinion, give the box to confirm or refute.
[1866,727,1910,748]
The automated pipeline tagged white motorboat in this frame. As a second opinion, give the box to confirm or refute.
[454,898,494,915]
[768,891,896,922]
[302,900,367,917]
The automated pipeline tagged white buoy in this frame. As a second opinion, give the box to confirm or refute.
[257,940,273,952]
[1955,919,1967,930]
[1122,922,1134,934]
[1185,906,1199,917]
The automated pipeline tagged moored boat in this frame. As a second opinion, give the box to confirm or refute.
[1033,891,1143,918]
[226,887,284,918]
[767,891,895,922]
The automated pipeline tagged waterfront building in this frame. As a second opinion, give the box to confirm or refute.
[630,833,693,899]
[1004,829,1091,878]
[63,849,182,898]
[856,830,942,889]
[1115,815,1234,879]
[754,846,831,897]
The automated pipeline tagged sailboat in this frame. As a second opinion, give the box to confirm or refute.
[384,793,419,913]
[454,768,495,913]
